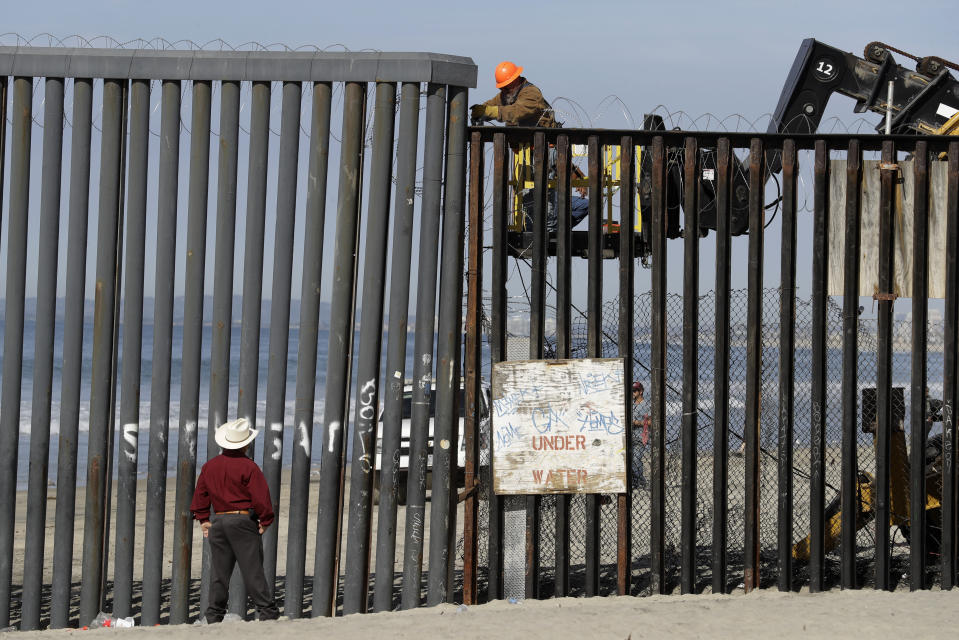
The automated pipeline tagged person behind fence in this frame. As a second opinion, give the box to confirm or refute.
[469,61,589,232]
[631,381,650,490]
[191,418,279,623]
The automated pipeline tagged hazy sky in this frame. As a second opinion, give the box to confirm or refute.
[0,1,955,319]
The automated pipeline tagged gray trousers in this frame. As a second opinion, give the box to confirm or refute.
[206,514,279,622]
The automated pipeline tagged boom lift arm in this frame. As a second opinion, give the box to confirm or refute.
[767,38,959,172]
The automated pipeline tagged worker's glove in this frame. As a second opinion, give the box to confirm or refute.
[470,104,498,122]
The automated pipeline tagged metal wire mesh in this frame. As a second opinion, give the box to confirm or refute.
[476,288,944,595]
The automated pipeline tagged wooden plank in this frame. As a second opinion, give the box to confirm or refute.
[828,159,948,297]
[491,358,627,495]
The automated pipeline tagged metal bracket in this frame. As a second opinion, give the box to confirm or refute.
[878,162,899,171]
[873,290,898,302]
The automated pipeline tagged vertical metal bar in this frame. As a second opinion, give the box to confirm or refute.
[141,78,181,626]
[585,135,603,596]
[79,77,124,625]
[200,78,241,616]
[285,81,332,618]
[461,129,483,607]
[313,80,367,617]
[945,141,959,586]
[400,82,446,610]
[372,83,421,612]
[230,79,271,616]
[487,131,508,602]
[168,80,212,624]
[809,140,829,593]
[649,136,667,595]
[342,81,395,615]
[776,139,798,592]
[943,142,959,589]
[743,138,764,594]
[102,79,128,610]
[680,136,700,595]
[20,76,63,631]
[50,76,90,628]
[0,77,30,628]
[523,130,548,601]
[113,78,150,620]
[713,137,733,594]
[372,82,420,613]
[617,137,635,596]
[260,80,302,602]
[427,85,468,606]
[840,140,863,589]
[0,75,6,229]
[875,140,896,591]
[909,141,929,590]
[554,134,572,598]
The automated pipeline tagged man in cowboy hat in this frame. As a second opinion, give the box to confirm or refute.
[191,418,279,622]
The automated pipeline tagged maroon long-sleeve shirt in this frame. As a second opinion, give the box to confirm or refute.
[190,449,274,527]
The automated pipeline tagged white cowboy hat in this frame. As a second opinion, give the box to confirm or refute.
[214,418,258,450]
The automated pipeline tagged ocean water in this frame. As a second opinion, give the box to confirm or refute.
[7,319,424,490]
[3,315,940,490]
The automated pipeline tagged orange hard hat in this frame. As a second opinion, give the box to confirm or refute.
[495,61,523,89]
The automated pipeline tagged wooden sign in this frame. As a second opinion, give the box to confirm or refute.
[491,358,627,495]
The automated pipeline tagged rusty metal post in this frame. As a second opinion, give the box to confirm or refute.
[487,132,508,602]
[462,130,484,606]
[713,137,733,594]
[51,77,92,629]
[809,140,829,593]
[169,79,212,624]
[777,139,798,592]
[261,80,302,601]
[524,131,548,600]
[372,81,420,613]
[743,138,764,594]
[0,77,30,628]
[944,142,959,589]
[617,136,635,596]
[554,134,572,598]
[681,137,700,595]
[585,135,604,596]
[909,141,929,590]
[79,77,124,625]
[649,136,667,595]
[840,140,862,589]
[875,140,897,591]
[20,76,64,631]
[285,81,332,618]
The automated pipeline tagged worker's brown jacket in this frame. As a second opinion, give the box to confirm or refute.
[483,80,558,128]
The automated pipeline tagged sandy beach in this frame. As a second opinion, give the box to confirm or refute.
[9,466,450,625]
[10,588,959,639]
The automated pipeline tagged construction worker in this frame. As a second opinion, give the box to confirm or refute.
[470,61,558,128]
[470,61,589,231]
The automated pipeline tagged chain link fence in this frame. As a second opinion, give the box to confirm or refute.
[475,288,944,595]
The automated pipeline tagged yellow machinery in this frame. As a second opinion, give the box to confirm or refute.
[792,403,944,562]
[508,143,644,234]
